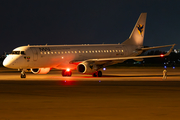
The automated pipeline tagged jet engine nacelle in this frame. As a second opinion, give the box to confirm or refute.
[31,68,51,74]
[77,61,97,74]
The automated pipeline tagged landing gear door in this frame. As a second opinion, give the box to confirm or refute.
[31,48,38,61]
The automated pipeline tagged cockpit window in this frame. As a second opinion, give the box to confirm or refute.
[21,51,25,55]
[11,51,26,55]
[11,51,20,55]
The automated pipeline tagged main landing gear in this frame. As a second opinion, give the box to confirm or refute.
[21,70,26,78]
[62,70,72,77]
[93,70,102,77]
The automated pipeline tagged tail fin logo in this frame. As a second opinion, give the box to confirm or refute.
[137,24,144,36]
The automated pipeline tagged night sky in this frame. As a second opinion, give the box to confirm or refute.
[0,0,180,53]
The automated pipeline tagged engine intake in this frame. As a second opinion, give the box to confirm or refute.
[77,62,97,74]
[31,68,50,74]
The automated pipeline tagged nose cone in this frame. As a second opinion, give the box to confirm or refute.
[3,57,11,68]
[3,55,17,68]
[3,55,25,69]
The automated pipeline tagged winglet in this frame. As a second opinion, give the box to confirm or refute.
[164,44,176,56]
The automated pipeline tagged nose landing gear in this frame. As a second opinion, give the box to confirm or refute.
[21,69,26,78]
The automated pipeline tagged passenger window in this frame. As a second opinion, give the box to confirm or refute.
[48,52,50,54]
[58,52,60,54]
[122,50,124,52]
[89,51,91,53]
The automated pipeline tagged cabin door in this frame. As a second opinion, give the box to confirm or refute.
[31,48,38,61]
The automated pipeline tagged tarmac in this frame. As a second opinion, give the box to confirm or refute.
[0,66,180,120]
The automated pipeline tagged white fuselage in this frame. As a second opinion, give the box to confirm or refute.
[3,13,174,77]
[3,44,141,70]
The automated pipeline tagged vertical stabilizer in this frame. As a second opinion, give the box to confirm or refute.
[122,13,147,46]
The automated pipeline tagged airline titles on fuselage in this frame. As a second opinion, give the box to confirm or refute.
[39,47,51,52]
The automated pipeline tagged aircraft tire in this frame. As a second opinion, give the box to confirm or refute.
[21,74,26,78]
[93,73,97,77]
[68,71,72,76]
[62,70,72,77]
[98,71,102,77]
[62,70,66,77]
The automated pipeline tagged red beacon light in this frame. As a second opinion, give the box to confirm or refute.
[62,68,72,76]
[160,54,164,57]
[66,68,70,72]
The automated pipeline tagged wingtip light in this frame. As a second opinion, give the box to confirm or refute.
[160,54,164,57]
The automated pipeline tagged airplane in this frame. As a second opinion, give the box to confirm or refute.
[3,13,175,78]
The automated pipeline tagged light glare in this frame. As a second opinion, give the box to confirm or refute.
[66,68,70,72]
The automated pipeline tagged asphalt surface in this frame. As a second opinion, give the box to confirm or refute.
[0,67,180,120]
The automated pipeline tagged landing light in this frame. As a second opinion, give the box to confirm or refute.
[103,68,106,71]
[164,66,167,69]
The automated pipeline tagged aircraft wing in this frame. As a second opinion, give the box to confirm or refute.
[138,44,175,51]
[85,44,175,62]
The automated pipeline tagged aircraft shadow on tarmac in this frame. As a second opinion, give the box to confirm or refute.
[102,75,180,77]
[0,71,19,73]
[0,70,179,78]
